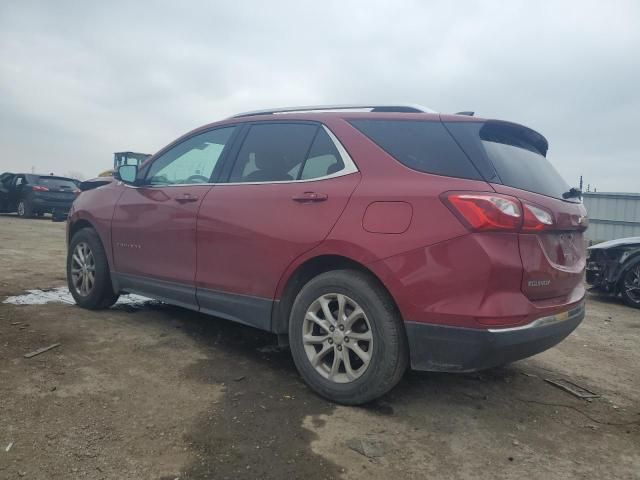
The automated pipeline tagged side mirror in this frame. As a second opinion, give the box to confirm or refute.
[115,164,138,184]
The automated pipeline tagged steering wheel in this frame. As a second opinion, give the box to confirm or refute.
[185,174,209,184]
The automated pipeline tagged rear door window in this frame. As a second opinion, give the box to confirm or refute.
[300,128,344,180]
[349,119,482,180]
[229,123,318,182]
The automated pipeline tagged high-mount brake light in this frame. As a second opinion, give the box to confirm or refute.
[32,185,49,192]
[444,193,522,232]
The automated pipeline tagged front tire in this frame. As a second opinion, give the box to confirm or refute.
[67,228,119,309]
[289,270,408,405]
[620,263,640,309]
[17,199,33,218]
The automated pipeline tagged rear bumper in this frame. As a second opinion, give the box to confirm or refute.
[406,301,585,372]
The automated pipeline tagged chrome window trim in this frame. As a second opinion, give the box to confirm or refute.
[127,125,358,188]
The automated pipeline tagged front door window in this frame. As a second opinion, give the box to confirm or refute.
[146,127,236,185]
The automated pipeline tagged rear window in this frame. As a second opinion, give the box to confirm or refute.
[37,177,78,190]
[446,121,571,201]
[349,119,482,180]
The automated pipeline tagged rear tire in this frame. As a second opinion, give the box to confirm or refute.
[17,199,33,218]
[620,263,640,309]
[67,228,119,309]
[289,270,408,405]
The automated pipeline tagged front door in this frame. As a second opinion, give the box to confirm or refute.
[111,126,237,308]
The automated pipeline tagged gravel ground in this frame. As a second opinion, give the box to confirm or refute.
[0,214,638,479]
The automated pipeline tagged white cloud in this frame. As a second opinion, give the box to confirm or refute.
[0,0,638,191]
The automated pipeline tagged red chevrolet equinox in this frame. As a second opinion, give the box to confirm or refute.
[67,104,588,404]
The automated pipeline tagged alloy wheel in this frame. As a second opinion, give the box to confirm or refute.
[71,242,96,296]
[624,265,640,304]
[17,201,25,216]
[302,293,373,383]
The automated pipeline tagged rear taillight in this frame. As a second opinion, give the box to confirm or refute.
[32,185,49,192]
[521,202,553,232]
[442,192,555,233]
[443,193,522,232]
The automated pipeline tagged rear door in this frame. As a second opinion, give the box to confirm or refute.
[446,120,587,301]
[8,175,27,209]
[195,122,360,329]
[111,126,237,307]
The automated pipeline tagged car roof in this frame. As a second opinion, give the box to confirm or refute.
[192,111,486,134]
[14,173,78,181]
[232,104,439,117]
[144,111,486,165]
[226,104,487,122]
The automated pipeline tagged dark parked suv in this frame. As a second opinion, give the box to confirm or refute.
[0,172,79,218]
[66,104,588,404]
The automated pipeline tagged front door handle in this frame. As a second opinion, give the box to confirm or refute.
[175,193,199,203]
[292,192,328,203]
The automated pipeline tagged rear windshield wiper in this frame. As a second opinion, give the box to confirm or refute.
[562,187,582,200]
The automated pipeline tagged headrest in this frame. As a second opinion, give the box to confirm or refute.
[253,146,298,173]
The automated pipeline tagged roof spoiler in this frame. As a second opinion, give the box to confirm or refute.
[481,120,549,156]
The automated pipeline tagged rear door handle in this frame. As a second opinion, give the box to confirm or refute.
[291,192,328,203]
[175,193,199,203]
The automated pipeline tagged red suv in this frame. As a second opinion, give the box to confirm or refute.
[67,104,588,404]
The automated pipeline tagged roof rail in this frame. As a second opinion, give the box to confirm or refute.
[231,104,437,118]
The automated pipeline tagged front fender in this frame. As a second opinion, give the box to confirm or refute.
[67,182,125,275]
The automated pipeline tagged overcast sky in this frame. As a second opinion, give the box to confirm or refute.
[1,0,638,191]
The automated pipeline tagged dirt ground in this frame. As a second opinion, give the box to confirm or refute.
[0,214,638,480]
